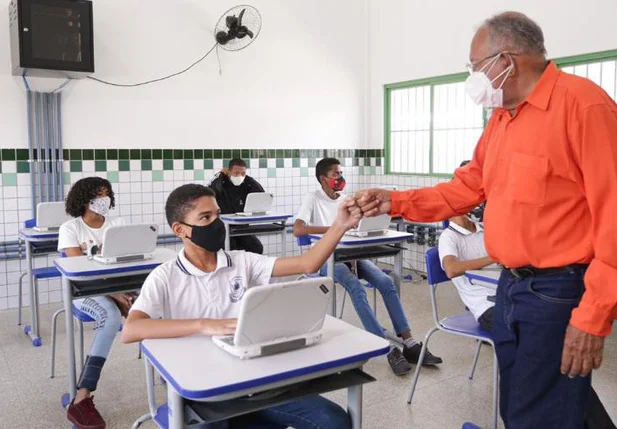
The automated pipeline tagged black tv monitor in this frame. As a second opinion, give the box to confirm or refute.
[9,0,94,78]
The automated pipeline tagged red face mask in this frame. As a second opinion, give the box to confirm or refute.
[326,176,346,192]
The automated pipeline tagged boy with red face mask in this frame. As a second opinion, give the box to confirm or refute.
[293,158,443,376]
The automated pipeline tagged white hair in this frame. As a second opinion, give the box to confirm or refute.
[482,12,547,56]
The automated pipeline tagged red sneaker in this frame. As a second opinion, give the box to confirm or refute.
[67,396,106,429]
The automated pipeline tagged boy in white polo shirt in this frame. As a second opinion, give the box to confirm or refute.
[438,161,495,331]
[123,184,361,429]
[293,158,443,376]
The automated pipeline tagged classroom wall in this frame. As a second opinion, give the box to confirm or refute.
[367,0,617,148]
[0,0,369,150]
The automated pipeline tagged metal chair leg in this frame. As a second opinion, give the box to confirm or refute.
[78,320,85,371]
[492,348,499,429]
[372,287,377,317]
[408,326,439,404]
[50,308,65,378]
[339,290,347,319]
[469,340,483,380]
[17,272,27,326]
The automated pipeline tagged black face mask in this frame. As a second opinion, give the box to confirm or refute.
[468,202,486,223]
[180,217,226,253]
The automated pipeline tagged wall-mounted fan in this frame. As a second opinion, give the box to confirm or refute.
[215,5,262,51]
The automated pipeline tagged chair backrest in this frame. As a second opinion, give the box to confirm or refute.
[296,235,311,247]
[425,247,450,286]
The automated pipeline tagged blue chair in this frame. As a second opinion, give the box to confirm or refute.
[296,236,377,319]
[49,251,130,378]
[407,247,499,429]
[50,302,97,378]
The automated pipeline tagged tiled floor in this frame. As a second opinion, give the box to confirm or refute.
[0,277,615,429]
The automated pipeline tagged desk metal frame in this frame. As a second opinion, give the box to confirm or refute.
[220,214,292,257]
[18,228,59,346]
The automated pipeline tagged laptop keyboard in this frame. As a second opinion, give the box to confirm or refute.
[219,336,235,345]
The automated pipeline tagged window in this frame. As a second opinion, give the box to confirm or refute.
[555,51,617,100]
[385,49,617,176]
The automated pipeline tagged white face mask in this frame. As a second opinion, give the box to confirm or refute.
[89,196,111,216]
[229,175,245,186]
[465,53,513,108]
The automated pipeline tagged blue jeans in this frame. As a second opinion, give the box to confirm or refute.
[207,395,351,429]
[493,268,591,429]
[73,296,123,391]
[320,260,410,338]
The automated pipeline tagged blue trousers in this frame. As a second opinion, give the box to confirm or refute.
[320,260,411,338]
[494,267,591,429]
[207,395,351,429]
[74,296,123,391]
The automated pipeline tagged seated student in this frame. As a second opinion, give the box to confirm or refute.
[292,158,443,376]
[58,177,135,429]
[208,158,266,254]
[438,161,495,331]
[122,184,361,429]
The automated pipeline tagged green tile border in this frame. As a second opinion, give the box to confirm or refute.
[54,148,384,161]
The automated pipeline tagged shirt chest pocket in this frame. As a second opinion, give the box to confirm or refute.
[507,153,549,206]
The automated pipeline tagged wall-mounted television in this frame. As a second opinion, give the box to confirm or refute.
[9,0,94,78]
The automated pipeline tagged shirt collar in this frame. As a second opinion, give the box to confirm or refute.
[448,221,483,236]
[524,61,560,111]
[176,248,233,277]
[317,188,345,201]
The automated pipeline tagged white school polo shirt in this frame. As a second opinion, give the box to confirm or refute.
[296,189,346,227]
[57,216,125,253]
[438,221,494,321]
[130,248,277,320]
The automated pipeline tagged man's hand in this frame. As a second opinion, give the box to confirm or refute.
[353,189,393,217]
[221,168,231,176]
[560,324,605,378]
[333,197,363,231]
[200,318,237,336]
[110,293,133,317]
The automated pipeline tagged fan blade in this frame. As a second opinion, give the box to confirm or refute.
[246,28,254,39]
[226,15,238,30]
[237,8,246,26]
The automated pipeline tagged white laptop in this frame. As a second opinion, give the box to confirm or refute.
[345,214,391,237]
[235,192,274,216]
[212,277,333,359]
[92,224,158,264]
[34,202,72,232]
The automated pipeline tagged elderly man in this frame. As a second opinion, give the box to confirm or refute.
[355,12,617,429]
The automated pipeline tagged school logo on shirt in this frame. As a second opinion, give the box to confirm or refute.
[229,276,246,303]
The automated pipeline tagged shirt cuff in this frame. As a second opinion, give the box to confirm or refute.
[570,299,613,337]
[390,191,408,217]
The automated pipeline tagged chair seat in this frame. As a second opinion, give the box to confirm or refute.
[439,312,492,340]
[71,304,96,323]
[33,266,62,279]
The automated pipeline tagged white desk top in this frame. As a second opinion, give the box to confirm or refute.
[54,248,176,280]
[19,228,59,241]
[141,316,389,401]
[465,269,501,285]
[308,230,412,248]
[219,213,293,224]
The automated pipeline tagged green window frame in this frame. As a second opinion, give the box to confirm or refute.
[384,49,617,177]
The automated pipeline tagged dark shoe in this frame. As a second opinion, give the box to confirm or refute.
[403,343,443,366]
[387,347,412,376]
[67,396,106,429]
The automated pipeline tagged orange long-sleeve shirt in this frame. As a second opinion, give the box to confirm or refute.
[391,62,617,336]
